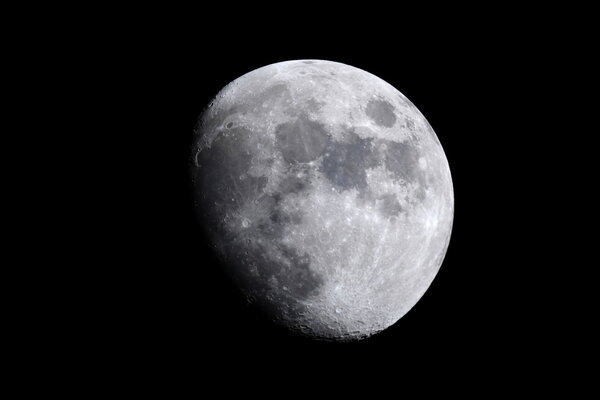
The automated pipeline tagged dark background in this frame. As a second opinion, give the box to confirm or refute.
[120,36,534,369]
[58,7,589,389]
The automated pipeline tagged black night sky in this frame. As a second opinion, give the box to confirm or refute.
[75,7,584,389]
[131,41,527,366]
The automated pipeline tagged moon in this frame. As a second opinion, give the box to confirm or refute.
[191,60,453,341]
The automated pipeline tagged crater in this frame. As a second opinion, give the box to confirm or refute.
[302,61,315,64]
[198,104,242,143]
[275,115,329,164]
[366,98,397,128]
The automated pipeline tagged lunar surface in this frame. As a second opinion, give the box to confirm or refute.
[191,60,453,341]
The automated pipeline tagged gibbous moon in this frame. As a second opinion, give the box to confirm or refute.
[191,60,453,341]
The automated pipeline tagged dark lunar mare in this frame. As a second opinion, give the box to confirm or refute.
[320,130,379,192]
[275,115,329,164]
[380,140,428,201]
[365,98,397,127]
[316,128,428,208]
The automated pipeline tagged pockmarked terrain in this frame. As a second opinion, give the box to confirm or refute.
[192,60,454,341]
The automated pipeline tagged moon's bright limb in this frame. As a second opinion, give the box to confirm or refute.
[192,60,453,341]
